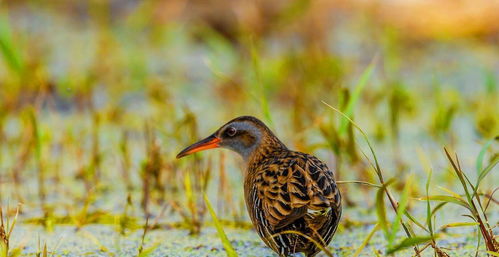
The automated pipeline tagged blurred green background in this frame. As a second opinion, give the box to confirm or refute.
[0,0,498,256]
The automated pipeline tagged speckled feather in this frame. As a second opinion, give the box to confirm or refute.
[177,116,342,257]
[234,117,342,257]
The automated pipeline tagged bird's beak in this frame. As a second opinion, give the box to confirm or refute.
[176,134,221,159]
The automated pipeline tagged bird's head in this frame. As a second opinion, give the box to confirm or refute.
[176,116,285,161]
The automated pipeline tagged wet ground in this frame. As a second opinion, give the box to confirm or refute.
[11,216,491,257]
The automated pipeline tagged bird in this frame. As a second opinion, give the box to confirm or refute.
[176,116,341,257]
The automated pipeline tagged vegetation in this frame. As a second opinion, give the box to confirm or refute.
[0,0,497,256]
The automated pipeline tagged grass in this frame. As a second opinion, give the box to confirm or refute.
[0,1,498,256]
[324,101,443,255]
[204,193,238,257]
[442,148,497,252]
[337,57,376,137]
[0,9,24,77]
[0,205,20,257]
[352,223,379,257]
[322,101,498,256]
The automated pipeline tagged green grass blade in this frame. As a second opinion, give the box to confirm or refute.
[403,210,428,232]
[484,70,497,93]
[352,223,379,257]
[386,236,434,255]
[322,101,383,178]
[444,149,476,208]
[437,186,464,199]
[184,172,193,207]
[204,193,238,257]
[0,9,23,75]
[388,174,413,246]
[416,148,435,234]
[81,230,113,255]
[418,195,471,211]
[476,155,498,189]
[439,222,479,230]
[376,179,395,238]
[425,169,433,235]
[476,139,494,175]
[322,101,425,246]
[137,243,160,257]
[28,109,41,162]
[42,243,47,257]
[338,58,376,136]
[336,180,382,188]
[430,202,448,219]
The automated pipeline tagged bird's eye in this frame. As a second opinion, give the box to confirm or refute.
[225,127,237,137]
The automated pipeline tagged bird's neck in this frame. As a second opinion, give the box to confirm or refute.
[246,133,287,166]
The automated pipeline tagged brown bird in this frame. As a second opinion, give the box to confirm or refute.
[177,116,341,257]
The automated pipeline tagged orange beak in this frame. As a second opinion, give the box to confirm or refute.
[176,134,221,159]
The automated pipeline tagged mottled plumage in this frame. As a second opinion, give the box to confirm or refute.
[177,116,341,257]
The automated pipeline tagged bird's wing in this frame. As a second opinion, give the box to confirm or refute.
[255,153,340,229]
